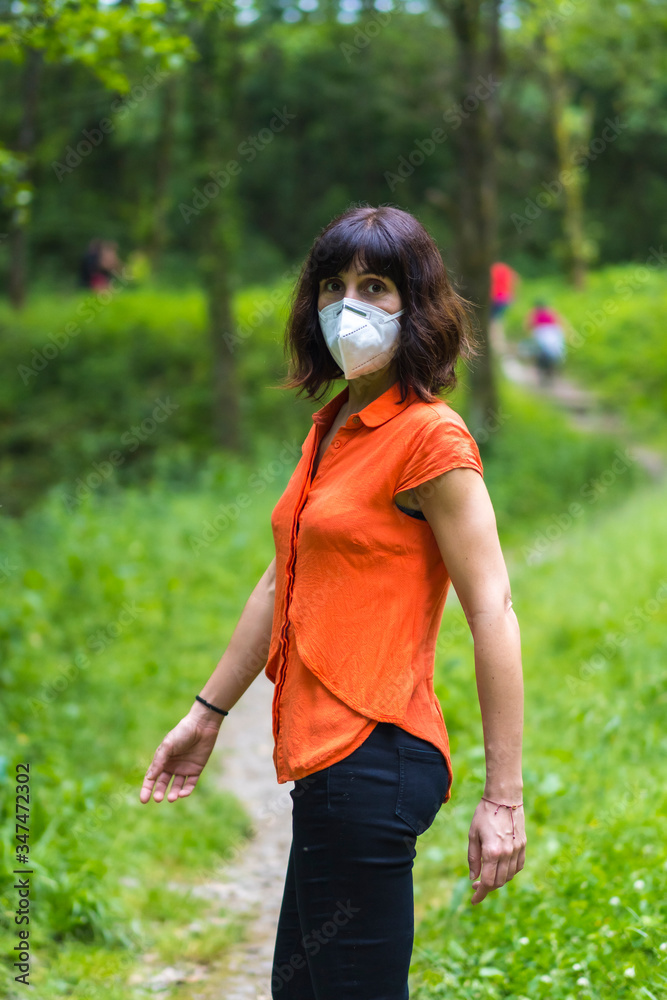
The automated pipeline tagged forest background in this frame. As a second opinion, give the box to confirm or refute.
[1,1,667,998]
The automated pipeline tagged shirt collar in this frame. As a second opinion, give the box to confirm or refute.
[312,380,418,430]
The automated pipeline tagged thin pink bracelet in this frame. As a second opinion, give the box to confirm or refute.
[481,797,524,839]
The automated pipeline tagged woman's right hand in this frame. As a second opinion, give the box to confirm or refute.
[139,713,222,804]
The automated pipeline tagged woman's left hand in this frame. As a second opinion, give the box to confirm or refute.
[467,797,526,905]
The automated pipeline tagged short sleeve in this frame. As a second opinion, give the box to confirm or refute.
[394,411,483,494]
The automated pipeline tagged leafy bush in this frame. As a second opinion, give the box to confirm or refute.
[0,280,312,514]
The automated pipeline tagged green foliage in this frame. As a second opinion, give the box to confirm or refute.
[0,279,312,514]
[2,1,666,280]
[0,482,270,995]
[0,266,651,525]
[0,0,194,86]
[504,262,667,442]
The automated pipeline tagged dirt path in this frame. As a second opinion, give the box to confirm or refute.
[500,349,666,480]
[138,674,292,998]
[202,675,292,999]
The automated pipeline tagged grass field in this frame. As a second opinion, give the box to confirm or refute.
[0,481,274,998]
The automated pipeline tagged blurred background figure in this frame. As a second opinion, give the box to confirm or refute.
[79,237,103,290]
[524,298,567,385]
[79,238,122,291]
[490,260,520,353]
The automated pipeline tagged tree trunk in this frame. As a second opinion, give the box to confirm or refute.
[201,214,243,451]
[544,42,594,290]
[9,47,42,310]
[436,0,501,436]
[147,74,178,267]
[190,15,243,451]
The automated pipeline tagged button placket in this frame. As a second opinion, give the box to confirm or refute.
[274,433,319,739]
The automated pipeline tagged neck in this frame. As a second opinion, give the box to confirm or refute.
[346,363,397,414]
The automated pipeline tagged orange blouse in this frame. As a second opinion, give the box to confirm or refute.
[265,380,484,803]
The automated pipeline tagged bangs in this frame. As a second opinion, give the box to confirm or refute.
[309,217,406,289]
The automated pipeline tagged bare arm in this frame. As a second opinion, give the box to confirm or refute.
[190,555,277,727]
[415,468,526,904]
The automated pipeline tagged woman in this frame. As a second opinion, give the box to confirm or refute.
[140,205,526,999]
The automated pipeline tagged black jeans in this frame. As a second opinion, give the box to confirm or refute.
[271,721,451,999]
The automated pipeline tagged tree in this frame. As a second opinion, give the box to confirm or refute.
[514,0,667,285]
[182,3,246,450]
[0,0,193,306]
[431,0,502,435]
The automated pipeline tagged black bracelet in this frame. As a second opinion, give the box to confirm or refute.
[195,694,229,716]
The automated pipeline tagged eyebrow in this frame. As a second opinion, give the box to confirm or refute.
[324,271,387,280]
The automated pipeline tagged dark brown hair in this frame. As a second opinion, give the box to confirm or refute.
[282,203,479,403]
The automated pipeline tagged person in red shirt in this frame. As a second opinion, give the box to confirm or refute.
[490,261,520,352]
[79,238,122,291]
[524,299,567,384]
[140,206,525,999]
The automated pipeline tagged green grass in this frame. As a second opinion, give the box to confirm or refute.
[0,477,286,998]
[411,477,667,999]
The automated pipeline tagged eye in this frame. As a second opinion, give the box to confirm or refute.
[366,279,386,294]
[323,278,342,292]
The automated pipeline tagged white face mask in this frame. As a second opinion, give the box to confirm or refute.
[318,297,404,380]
